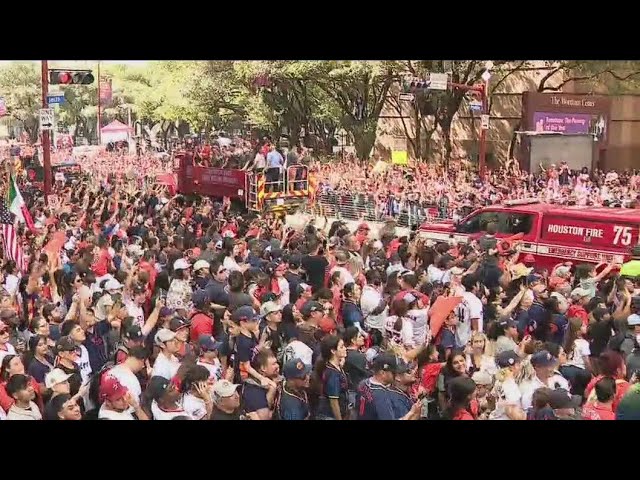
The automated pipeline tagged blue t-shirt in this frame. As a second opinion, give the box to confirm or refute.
[316,363,348,419]
[342,301,364,329]
[233,332,258,383]
[242,382,269,414]
[84,322,110,373]
[28,357,53,384]
[356,378,396,420]
[439,328,458,351]
[278,387,309,420]
[388,387,412,419]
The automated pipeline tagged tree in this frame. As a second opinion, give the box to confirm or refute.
[0,62,41,142]
[314,61,399,160]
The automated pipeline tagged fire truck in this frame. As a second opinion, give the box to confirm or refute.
[418,198,638,270]
[174,152,319,213]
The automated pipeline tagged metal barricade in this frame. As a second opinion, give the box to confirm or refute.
[316,191,454,227]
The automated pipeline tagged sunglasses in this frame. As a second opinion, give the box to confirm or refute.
[217,269,227,275]
[0,328,8,335]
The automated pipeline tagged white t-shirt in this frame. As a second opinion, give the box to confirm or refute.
[99,405,136,420]
[152,352,180,380]
[182,393,208,420]
[4,274,19,297]
[151,400,191,420]
[408,308,429,346]
[566,338,590,369]
[223,256,242,273]
[108,365,142,403]
[0,344,17,365]
[77,345,93,384]
[197,358,222,383]
[519,375,547,411]
[125,301,145,328]
[360,286,387,332]
[330,265,355,286]
[384,316,415,349]
[276,277,290,307]
[489,377,522,420]
[463,291,484,333]
[94,293,114,322]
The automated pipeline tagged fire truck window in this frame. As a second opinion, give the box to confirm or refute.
[457,212,533,235]
[504,213,534,235]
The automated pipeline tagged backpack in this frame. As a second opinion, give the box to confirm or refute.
[87,360,116,409]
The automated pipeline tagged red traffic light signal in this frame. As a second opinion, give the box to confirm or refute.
[49,69,95,85]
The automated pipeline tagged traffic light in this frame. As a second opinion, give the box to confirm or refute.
[49,69,95,85]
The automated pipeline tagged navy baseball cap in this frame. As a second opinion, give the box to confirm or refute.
[526,274,544,285]
[283,358,312,380]
[198,334,222,352]
[531,350,557,368]
[496,350,520,368]
[231,305,259,324]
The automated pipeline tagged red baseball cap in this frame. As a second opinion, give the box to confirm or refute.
[318,317,337,334]
[100,376,128,403]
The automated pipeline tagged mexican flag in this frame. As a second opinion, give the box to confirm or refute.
[7,174,35,233]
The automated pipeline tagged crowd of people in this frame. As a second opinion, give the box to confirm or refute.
[314,157,640,225]
[2,137,640,421]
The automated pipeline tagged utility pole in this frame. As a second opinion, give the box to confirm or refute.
[41,60,52,202]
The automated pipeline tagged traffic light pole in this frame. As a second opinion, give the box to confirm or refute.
[448,82,488,178]
[41,60,52,203]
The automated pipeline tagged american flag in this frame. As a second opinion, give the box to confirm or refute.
[0,198,24,272]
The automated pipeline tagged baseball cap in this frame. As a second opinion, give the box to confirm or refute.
[198,334,223,352]
[173,258,190,271]
[213,380,240,399]
[192,290,210,309]
[499,318,518,330]
[549,388,581,409]
[104,279,124,291]
[570,287,591,299]
[169,317,190,332]
[531,350,557,368]
[526,274,544,285]
[124,325,144,342]
[55,336,78,354]
[300,301,324,317]
[283,358,312,380]
[288,255,302,269]
[471,371,493,386]
[297,283,312,295]
[155,328,177,346]
[99,376,128,403]
[372,353,400,373]
[318,317,337,334]
[395,360,411,375]
[231,305,259,324]
[260,301,282,317]
[147,376,171,402]
[215,240,223,250]
[160,307,175,318]
[495,350,520,368]
[628,314,640,327]
[193,260,210,271]
[44,368,73,389]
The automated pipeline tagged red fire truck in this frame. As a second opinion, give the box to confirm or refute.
[174,152,318,213]
[418,199,637,270]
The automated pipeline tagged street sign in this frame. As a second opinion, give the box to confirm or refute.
[39,108,54,131]
[481,114,490,130]
[399,93,415,102]
[429,73,449,91]
[47,94,65,105]
[469,100,483,112]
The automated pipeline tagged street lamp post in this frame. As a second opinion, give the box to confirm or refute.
[41,60,52,202]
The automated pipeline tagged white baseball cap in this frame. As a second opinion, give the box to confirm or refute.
[213,380,240,399]
[173,258,190,271]
[45,368,73,389]
[105,279,124,291]
[193,260,210,271]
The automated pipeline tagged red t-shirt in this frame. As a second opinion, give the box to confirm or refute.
[582,402,615,420]
[92,248,111,277]
[420,363,444,396]
[453,408,475,420]
[584,376,630,412]
[190,312,214,341]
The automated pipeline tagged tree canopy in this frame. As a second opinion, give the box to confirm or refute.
[1,60,639,159]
